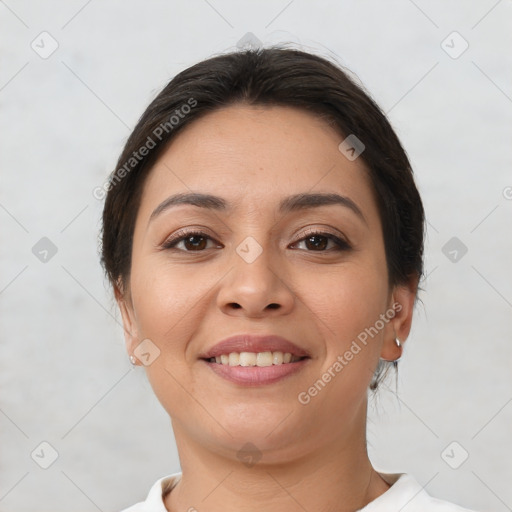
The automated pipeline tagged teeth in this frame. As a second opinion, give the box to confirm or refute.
[239,352,256,366]
[228,352,240,366]
[210,351,302,366]
[256,351,273,367]
[273,351,284,364]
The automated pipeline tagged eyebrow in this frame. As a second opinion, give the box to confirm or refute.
[149,192,366,224]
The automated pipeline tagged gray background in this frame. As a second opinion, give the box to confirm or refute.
[1,1,511,511]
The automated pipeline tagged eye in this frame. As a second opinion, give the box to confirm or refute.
[161,230,222,252]
[290,230,351,252]
[161,228,350,253]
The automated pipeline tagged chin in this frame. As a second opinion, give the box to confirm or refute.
[217,406,306,449]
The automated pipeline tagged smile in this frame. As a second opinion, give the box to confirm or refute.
[199,334,311,385]
[202,353,310,386]
[205,351,305,366]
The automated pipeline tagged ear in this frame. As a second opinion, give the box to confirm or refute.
[380,276,418,361]
[114,279,141,360]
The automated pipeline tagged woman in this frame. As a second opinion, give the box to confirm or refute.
[101,47,477,511]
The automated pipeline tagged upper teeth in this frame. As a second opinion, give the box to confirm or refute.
[211,351,301,366]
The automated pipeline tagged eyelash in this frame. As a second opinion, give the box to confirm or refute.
[161,228,351,253]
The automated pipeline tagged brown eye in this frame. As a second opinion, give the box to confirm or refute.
[304,235,329,251]
[182,235,208,251]
[162,231,221,252]
[291,231,351,252]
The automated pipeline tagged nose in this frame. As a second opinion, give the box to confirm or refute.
[216,245,296,318]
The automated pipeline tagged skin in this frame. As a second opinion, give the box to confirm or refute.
[117,105,417,512]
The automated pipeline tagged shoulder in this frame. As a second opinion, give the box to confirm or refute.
[119,473,181,512]
[360,471,479,512]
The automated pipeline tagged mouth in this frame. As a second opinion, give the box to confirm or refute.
[203,351,307,366]
[199,334,311,386]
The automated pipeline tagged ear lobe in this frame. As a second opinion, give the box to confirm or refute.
[380,276,418,361]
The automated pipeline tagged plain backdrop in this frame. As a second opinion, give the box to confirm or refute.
[1,1,511,511]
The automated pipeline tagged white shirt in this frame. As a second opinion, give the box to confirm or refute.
[120,471,478,511]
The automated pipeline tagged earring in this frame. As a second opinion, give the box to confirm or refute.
[380,338,402,363]
[129,355,137,365]
[393,338,402,362]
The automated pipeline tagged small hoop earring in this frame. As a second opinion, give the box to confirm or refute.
[129,355,137,366]
[380,338,402,363]
[393,338,402,362]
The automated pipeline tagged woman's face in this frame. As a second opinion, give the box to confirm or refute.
[118,105,415,461]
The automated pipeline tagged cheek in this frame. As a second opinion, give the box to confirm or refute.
[130,260,208,339]
[128,263,209,417]
[296,255,389,401]
[294,268,388,411]
[298,261,389,341]
[129,258,224,388]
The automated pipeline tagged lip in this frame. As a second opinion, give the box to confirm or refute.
[204,358,310,386]
[198,334,311,359]
[198,334,311,386]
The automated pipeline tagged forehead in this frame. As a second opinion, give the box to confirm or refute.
[136,104,379,224]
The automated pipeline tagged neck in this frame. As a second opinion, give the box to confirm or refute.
[165,407,390,512]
